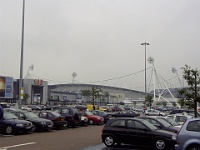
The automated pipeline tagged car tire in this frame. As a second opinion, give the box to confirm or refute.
[187,144,200,150]
[5,125,13,135]
[88,120,94,125]
[154,138,167,150]
[31,124,37,132]
[104,135,115,147]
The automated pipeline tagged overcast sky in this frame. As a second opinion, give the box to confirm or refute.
[0,0,200,91]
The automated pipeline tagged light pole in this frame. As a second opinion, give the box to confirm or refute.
[141,42,150,106]
[19,0,25,106]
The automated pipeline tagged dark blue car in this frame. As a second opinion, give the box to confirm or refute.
[0,112,33,135]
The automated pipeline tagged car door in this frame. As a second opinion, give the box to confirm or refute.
[125,120,152,146]
[109,119,127,143]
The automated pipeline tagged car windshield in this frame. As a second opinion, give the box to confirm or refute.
[50,111,60,117]
[165,117,179,126]
[24,112,39,118]
[157,118,172,127]
[4,112,18,119]
[141,120,158,130]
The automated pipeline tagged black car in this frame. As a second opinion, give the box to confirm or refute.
[53,107,79,127]
[112,110,140,118]
[12,111,53,132]
[102,117,177,150]
[90,110,111,123]
[139,116,179,133]
[169,109,196,115]
[37,111,67,129]
[0,112,33,135]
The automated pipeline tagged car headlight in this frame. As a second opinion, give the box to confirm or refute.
[40,122,47,125]
[172,135,177,140]
[16,123,24,127]
[81,117,86,120]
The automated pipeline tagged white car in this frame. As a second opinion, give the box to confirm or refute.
[145,109,166,116]
[166,113,194,125]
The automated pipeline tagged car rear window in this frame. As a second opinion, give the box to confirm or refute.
[187,120,200,132]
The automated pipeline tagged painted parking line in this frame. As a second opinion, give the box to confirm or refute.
[0,142,36,150]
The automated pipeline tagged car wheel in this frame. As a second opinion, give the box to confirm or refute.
[88,120,94,125]
[104,135,115,147]
[31,124,37,132]
[154,139,167,150]
[5,125,13,135]
[187,144,200,150]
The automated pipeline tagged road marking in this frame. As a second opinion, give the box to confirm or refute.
[0,142,36,150]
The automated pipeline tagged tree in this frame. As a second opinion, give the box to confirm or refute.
[22,93,30,105]
[161,101,167,108]
[179,65,200,117]
[81,86,107,110]
[145,95,153,109]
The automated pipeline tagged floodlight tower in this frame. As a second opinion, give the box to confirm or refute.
[72,72,77,84]
[25,64,34,79]
[141,42,150,103]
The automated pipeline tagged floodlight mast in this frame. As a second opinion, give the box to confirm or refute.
[141,42,150,105]
[19,0,25,107]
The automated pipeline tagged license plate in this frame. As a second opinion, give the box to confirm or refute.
[48,125,53,127]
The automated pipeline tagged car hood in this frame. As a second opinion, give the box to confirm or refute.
[26,117,52,123]
[164,126,179,133]
[155,129,177,137]
[6,119,31,124]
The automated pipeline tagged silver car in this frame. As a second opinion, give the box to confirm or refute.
[175,118,200,150]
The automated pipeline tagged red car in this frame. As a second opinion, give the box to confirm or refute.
[82,111,104,125]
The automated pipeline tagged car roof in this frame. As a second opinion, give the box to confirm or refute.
[110,117,144,121]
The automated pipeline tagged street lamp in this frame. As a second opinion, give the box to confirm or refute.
[19,0,25,106]
[141,42,150,105]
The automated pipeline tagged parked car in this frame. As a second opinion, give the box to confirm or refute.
[163,117,182,128]
[11,110,53,132]
[53,107,79,127]
[112,110,140,118]
[169,109,195,115]
[4,108,23,113]
[175,118,200,150]
[145,109,166,116]
[124,106,135,111]
[74,105,87,111]
[166,113,194,125]
[81,111,104,125]
[36,110,67,129]
[90,110,112,123]
[102,117,177,150]
[111,106,125,112]
[99,106,112,112]
[0,112,33,135]
[139,116,180,133]
[21,105,32,112]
